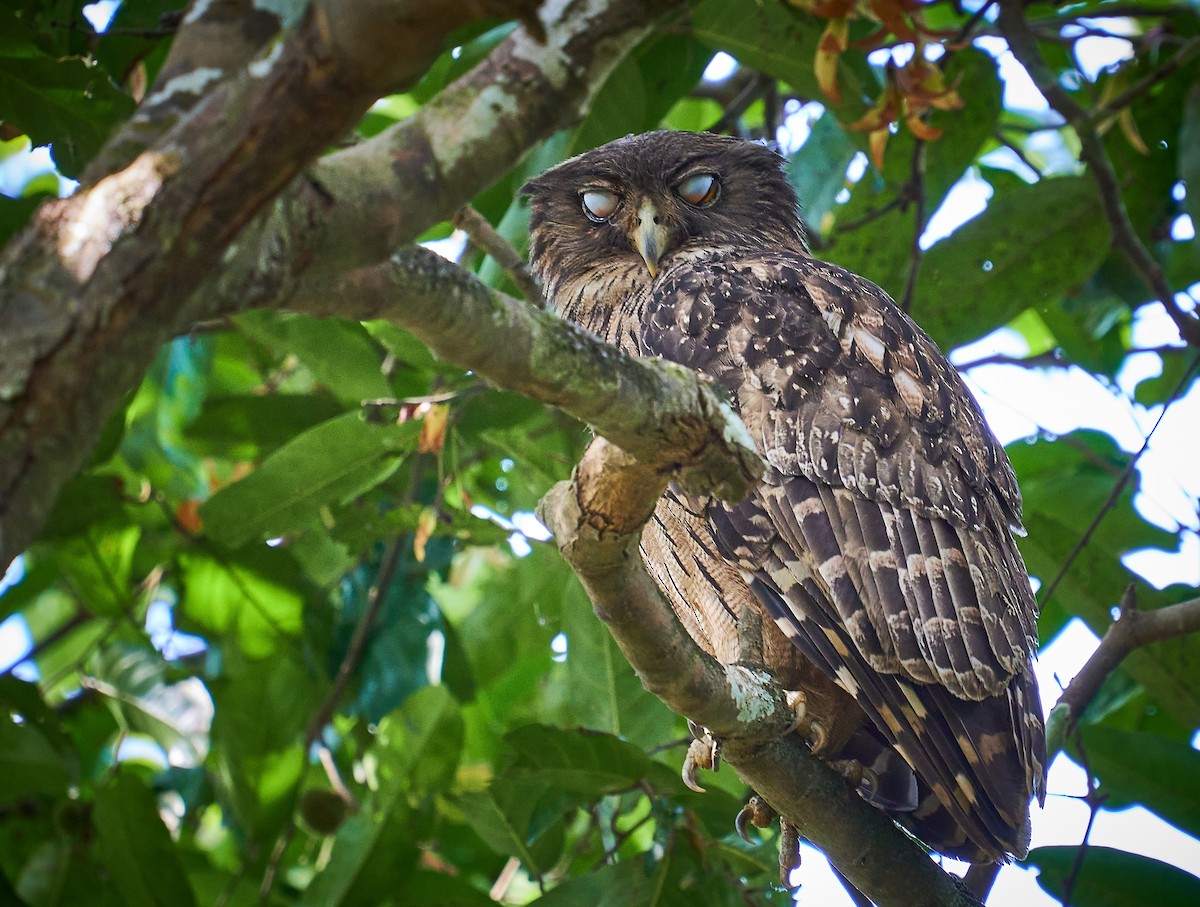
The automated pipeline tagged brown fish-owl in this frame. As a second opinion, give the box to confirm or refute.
[523,131,1045,862]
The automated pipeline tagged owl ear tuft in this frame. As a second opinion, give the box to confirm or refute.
[519,176,545,198]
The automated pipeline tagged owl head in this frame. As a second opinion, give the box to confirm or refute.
[522,131,805,294]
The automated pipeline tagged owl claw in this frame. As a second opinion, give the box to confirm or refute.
[735,794,775,843]
[779,820,802,886]
[826,758,880,803]
[784,691,831,755]
[682,722,720,792]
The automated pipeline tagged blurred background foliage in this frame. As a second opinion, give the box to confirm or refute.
[1,0,1199,905]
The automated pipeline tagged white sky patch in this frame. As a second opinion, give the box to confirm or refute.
[703,52,738,83]
[424,229,469,262]
[921,169,992,248]
[83,0,119,31]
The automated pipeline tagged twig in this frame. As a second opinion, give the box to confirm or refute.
[489,856,521,900]
[595,810,654,867]
[1046,589,1200,757]
[955,350,1065,371]
[833,192,909,235]
[1091,36,1200,123]
[997,3,1200,348]
[1037,350,1200,610]
[900,140,927,313]
[452,206,545,308]
[1060,738,1104,907]
[707,73,772,136]
[0,609,89,677]
[952,1,996,47]
[991,129,1044,178]
[259,537,407,902]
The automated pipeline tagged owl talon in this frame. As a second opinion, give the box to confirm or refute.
[735,794,775,844]
[826,758,880,803]
[682,728,720,793]
[779,820,802,886]
[784,690,833,755]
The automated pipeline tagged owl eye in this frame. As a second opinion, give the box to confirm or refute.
[677,173,720,207]
[581,189,619,222]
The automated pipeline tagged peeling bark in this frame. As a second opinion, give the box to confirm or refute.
[0,0,682,568]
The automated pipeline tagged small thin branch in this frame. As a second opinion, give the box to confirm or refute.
[1061,738,1104,907]
[833,192,909,235]
[952,1,996,47]
[0,609,89,677]
[489,856,521,901]
[1091,36,1200,123]
[707,73,772,136]
[1046,589,1200,757]
[955,350,1066,371]
[991,129,1044,179]
[1038,351,1200,610]
[260,537,406,902]
[900,140,927,313]
[997,3,1200,348]
[304,538,405,747]
[452,205,545,308]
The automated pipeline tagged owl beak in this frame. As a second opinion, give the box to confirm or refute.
[634,199,669,277]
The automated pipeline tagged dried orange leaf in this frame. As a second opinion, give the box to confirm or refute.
[414,508,437,562]
[869,127,890,170]
[417,402,451,454]
[816,17,850,102]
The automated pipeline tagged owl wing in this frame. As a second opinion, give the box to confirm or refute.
[641,249,1045,860]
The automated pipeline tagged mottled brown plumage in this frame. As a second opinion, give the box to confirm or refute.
[523,131,1045,862]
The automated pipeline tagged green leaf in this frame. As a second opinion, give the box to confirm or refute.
[234,314,393,405]
[208,656,311,837]
[177,546,306,658]
[787,111,857,237]
[1078,725,1200,839]
[1135,347,1199,407]
[376,685,464,792]
[571,33,712,153]
[1029,845,1200,907]
[457,782,568,876]
[0,11,134,175]
[0,718,71,801]
[183,394,344,460]
[915,176,1111,349]
[394,871,494,906]
[300,804,419,907]
[503,725,652,796]
[94,771,199,907]
[199,412,418,547]
[557,570,677,748]
[533,860,660,907]
[1010,432,1200,725]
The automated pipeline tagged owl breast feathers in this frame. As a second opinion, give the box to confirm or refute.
[523,130,1045,863]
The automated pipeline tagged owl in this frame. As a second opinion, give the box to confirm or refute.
[523,131,1045,863]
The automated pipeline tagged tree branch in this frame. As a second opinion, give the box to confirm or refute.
[0,0,685,572]
[453,205,546,307]
[295,247,764,501]
[1047,589,1200,758]
[996,2,1200,349]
